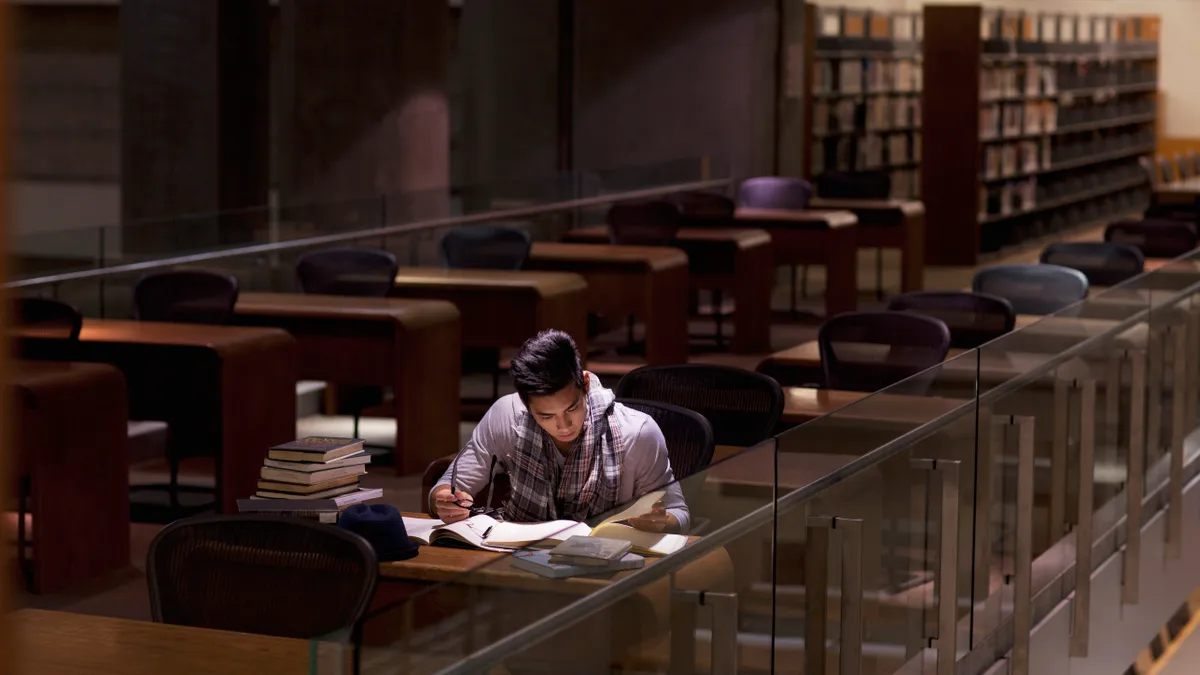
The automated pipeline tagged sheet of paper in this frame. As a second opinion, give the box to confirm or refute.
[485,519,592,547]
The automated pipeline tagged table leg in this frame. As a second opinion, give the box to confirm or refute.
[901,210,925,292]
[824,227,859,317]
[643,265,690,365]
[731,241,774,353]
[393,316,462,475]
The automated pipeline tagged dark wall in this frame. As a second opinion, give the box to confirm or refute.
[572,0,779,181]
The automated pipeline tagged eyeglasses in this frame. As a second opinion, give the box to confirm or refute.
[450,453,505,520]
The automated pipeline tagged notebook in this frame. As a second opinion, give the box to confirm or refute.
[403,489,688,556]
[510,550,645,579]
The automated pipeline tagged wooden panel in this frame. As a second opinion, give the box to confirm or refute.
[0,0,10,649]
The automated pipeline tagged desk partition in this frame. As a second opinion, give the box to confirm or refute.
[312,253,1200,675]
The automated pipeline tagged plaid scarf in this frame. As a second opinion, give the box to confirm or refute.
[504,374,624,523]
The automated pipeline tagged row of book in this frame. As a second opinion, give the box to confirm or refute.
[979,160,1145,220]
[984,140,1052,180]
[238,436,383,523]
[813,58,922,95]
[981,101,1059,139]
[813,133,921,172]
[981,62,1058,100]
[814,97,920,136]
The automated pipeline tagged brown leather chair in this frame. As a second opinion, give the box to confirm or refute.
[421,454,511,517]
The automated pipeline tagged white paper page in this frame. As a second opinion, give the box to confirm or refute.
[589,522,689,556]
[594,489,667,528]
[485,519,593,548]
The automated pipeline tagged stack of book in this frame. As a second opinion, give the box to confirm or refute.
[250,436,383,509]
[511,536,646,579]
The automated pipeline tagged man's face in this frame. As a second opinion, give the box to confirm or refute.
[527,374,589,447]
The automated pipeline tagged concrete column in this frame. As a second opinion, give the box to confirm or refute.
[278,0,450,230]
[120,0,270,254]
[458,0,561,192]
[573,0,779,183]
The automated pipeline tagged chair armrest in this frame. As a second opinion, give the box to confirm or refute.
[421,453,458,517]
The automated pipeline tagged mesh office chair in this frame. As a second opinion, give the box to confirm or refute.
[1175,153,1193,180]
[147,515,377,640]
[1157,155,1176,184]
[132,270,240,325]
[295,248,399,297]
[815,169,893,299]
[972,264,1089,316]
[606,200,682,246]
[1039,241,1145,288]
[1139,156,1160,188]
[440,225,532,270]
[11,297,82,340]
[817,311,951,394]
[886,291,1016,349]
[615,364,784,447]
[441,225,533,399]
[667,192,739,348]
[738,176,815,313]
[617,399,716,481]
[295,247,399,440]
[1105,219,1199,259]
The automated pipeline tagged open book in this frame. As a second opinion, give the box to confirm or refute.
[402,490,688,557]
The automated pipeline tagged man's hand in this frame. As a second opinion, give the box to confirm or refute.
[626,500,680,534]
[432,485,474,523]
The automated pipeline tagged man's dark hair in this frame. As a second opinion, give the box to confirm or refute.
[510,329,584,402]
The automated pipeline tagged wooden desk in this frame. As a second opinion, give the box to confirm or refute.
[391,267,590,355]
[232,293,461,475]
[9,361,129,593]
[732,208,860,317]
[706,450,855,498]
[1154,177,1200,206]
[809,197,926,293]
[12,609,344,675]
[372,514,733,671]
[525,242,690,364]
[561,226,774,353]
[14,320,297,513]
[780,386,967,427]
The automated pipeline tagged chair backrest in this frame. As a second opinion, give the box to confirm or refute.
[1105,218,1199,259]
[1175,153,1193,180]
[1157,155,1176,183]
[440,225,532,270]
[1039,241,1145,288]
[132,269,239,324]
[814,170,892,200]
[886,291,1015,349]
[11,297,83,340]
[737,177,813,210]
[616,399,716,480]
[667,191,736,225]
[146,515,377,639]
[971,264,1089,315]
[295,248,399,297]
[615,364,784,447]
[606,200,682,246]
[818,311,952,394]
[1139,156,1159,188]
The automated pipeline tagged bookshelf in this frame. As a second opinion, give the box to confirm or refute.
[803,5,923,200]
[922,7,1159,265]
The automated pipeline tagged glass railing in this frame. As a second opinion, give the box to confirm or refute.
[8,156,727,284]
[304,250,1200,674]
[5,157,731,319]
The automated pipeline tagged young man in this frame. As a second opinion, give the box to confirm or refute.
[430,329,689,533]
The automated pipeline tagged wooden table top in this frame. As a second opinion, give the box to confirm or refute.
[529,242,689,271]
[11,609,336,675]
[733,207,858,229]
[14,319,292,351]
[706,449,856,491]
[781,386,968,426]
[1144,257,1200,273]
[236,292,460,324]
[808,197,925,217]
[1156,177,1200,194]
[564,225,773,249]
[381,514,706,595]
[393,266,587,296]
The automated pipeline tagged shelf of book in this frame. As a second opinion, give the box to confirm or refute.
[803,5,923,201]
[922,6,1160,264]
